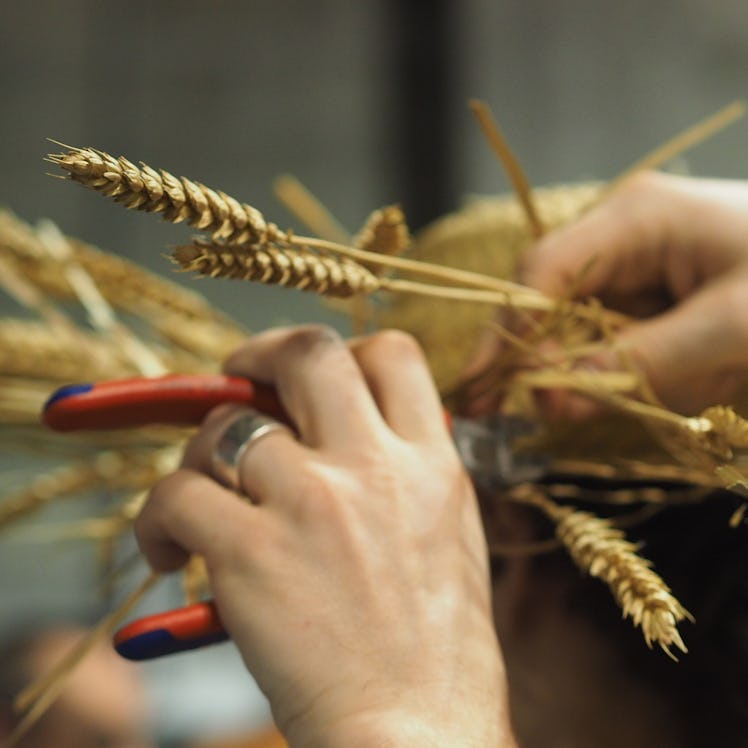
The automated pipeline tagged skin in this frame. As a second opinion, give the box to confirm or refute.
[3,629,154,748]
[136,327,516,748]
[135,172,748,746]
[513,172,748,418]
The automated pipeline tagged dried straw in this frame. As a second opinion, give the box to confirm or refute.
[35,219,167,377]
[0,447,180,529]
[469,99,545,238]
[273,174,351,245]
[605,100,746,194]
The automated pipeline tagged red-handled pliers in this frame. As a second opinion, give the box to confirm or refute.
[42,374,283,431]
[42,374,547,661]
[42,373,289,661]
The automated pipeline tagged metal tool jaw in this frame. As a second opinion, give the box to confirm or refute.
[451,414,549,489]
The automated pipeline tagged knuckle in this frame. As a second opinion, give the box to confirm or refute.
[137,472,185,525]
[283,324,343,355]
[364,329,425,362]
[286,462,346,521]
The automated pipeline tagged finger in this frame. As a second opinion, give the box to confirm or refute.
[182,403,312,504]
[223,325,386,449]
[348,330,448,442]
[520,173,748,306]
[135,469,263,572]
[612,272,748,413]
[518,173,672,302]
[535,270,748,420]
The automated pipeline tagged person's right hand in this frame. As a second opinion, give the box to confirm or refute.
[135,326,514,748]
[475,172,748,418]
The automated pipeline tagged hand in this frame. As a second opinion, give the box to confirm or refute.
[135,326,515,748]
[476,172,748,418]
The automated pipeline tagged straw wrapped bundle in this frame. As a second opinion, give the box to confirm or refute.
[378,183,602,392]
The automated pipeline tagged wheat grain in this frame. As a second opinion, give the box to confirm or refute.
[47,146,281,245]
[694,405,748,460]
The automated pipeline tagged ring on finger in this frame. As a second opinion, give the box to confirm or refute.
[211,408,292,494]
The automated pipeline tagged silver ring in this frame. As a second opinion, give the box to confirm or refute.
[211,408,291,492]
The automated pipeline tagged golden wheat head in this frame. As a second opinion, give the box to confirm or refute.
[556,507,692,658]
[47,145,280,245]
[172,240,380,298]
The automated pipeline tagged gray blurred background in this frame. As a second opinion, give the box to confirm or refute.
[1,0,747,744]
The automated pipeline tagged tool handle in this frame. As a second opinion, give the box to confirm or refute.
[113,601,228,660]
[42,374,282,431]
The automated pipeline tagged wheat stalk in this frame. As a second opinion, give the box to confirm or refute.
[469,99,545,238]
[605,100,746,194]
[273,174,352,245]
[174,238,580,317]
[45,145,565,301]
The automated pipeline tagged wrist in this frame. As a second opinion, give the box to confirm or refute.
[285,704,517,748]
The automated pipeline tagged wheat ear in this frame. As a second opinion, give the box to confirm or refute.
[47,145,281,245]
[174,239,572,313]
[513,487,692,658]
[173,241,381,297]
[353,204,411,268]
